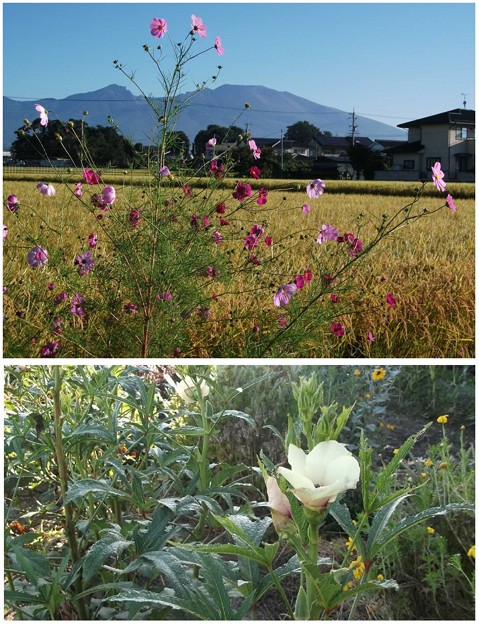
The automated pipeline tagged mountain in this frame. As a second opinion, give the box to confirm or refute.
[3,83,406,150]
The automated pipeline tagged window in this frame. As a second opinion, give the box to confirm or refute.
[403,160,414,170]
[455,126,475,140]
[426,157,441,170]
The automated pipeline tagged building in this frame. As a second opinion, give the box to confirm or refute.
[380,108,475,181]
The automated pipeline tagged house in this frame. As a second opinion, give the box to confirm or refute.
[379,109,475,181]
[309,135,374,158]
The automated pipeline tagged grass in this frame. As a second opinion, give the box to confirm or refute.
[3,177,475,357]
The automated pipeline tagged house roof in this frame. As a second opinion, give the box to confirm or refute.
[385,140,424,154]
[398,108,475,128]
[311,135,373,148]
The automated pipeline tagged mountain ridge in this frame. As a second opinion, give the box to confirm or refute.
[3,83,406,149]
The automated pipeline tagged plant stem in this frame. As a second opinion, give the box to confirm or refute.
[53,367,88,620]
[306,517,320,619]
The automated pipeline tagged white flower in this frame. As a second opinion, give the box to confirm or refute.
[278,440,360,509]
[174,376,210,404]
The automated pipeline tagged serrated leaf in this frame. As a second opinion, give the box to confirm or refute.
[82,538,133,583]
[213,514,271,547]
[64,479,126,504]
[65,423,116,444]
[174,541,269,565]
[366,492,411,554]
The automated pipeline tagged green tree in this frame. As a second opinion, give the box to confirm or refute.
[285,120,325,143]
[193,124,244,156]
[348,144,387,180]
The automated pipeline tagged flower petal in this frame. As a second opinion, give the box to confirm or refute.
[323,455,361,490]
[304,440,353,486]
[277,467,315,491]
[287,444,307,475]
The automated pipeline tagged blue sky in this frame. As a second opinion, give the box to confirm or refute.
[3,2,475,129]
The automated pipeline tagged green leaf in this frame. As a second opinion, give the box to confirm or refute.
[213,514,271,547]
[369,424,431,511]
[4,590,45,605]
[140,551,192,597]
[369,502,475,558]
[328,502,365,558]
[366,492,411,554]
[332,578,399,608]
[302,562,343,611]
[82,537,134,583]
[64,479,126,504]
[213,409,256,428]
[174,541,269,565]
[259,554,301,599]
[65,423,116,444]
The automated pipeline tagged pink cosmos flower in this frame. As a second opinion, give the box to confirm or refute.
[446,194,457,212]
[35,104,48,126]
[150,17,168,38]
[71,293,86,317]
[51,317,63,335]
[306,179,325,198]
[206,137,217,148]
[159,166,170,176]
[182,184,193,197]
[213,231,223,245]
[278,315,288,327]
[368,332,375,342]
[304,269,313,283]
[274,283,297,307]
[40,341,59,358]
[232,182,252,202]
[248,140,261,160]
[331,322,345,337]
[215,202,226,214]
[197,306,212,319]
[250,224,264,238]
[330,293,339,303]
[219,217,229,226]
[317,224,339,244]
[294,275,305,289]
[101,185,116,204]
[36,182,56,196]
[54,292,68,305]
[6,195,19,212]
[74,182,83,197]
[214,36,224,55]
[157,292,173,301]
[431,162,446,192]
[27,246,48,268]
[82,168,101,185]
[257,188,268,205]
[265,236,272,247]
[250,166,261,179]
[88,233,98,248]
[302,204,311,214]
[386,293,397,307]
[129,208,141,229]
[123,302,138,314]
[74,251,95,276]
[191,15,207,38]
[47,282,55,291]
[243,234,258,251]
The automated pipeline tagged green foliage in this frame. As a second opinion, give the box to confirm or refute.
[4,365,475,620]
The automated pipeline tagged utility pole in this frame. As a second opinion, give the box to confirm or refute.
[280,128,284,174]
[349,109,358,143]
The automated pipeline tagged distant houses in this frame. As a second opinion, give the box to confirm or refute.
[377,108,475,181]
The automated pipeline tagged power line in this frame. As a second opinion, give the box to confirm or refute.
[4,94,417,121]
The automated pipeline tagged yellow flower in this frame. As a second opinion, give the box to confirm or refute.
[354,369,361,376]
[357,396,364,402]
[423,458,433,467]
[467,545,475,558]
[421,472,427,479]
[345,536,357,552]
[427,526,435,535]
[393,449,399,455]
[376,574,384,582]
[365,392,371,399]
[343,581,354,592]
[437,415,448,424]
[439,461,448,470]
[349,555,366,580]
[386,424,395,430]
[379,422,385,428]
[372,368,386,381]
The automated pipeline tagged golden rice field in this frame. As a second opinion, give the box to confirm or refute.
[3,177,475,358]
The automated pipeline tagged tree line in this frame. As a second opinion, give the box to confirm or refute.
[10,119,386,178]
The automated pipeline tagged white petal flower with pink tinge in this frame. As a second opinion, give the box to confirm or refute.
[278,440,360,509]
